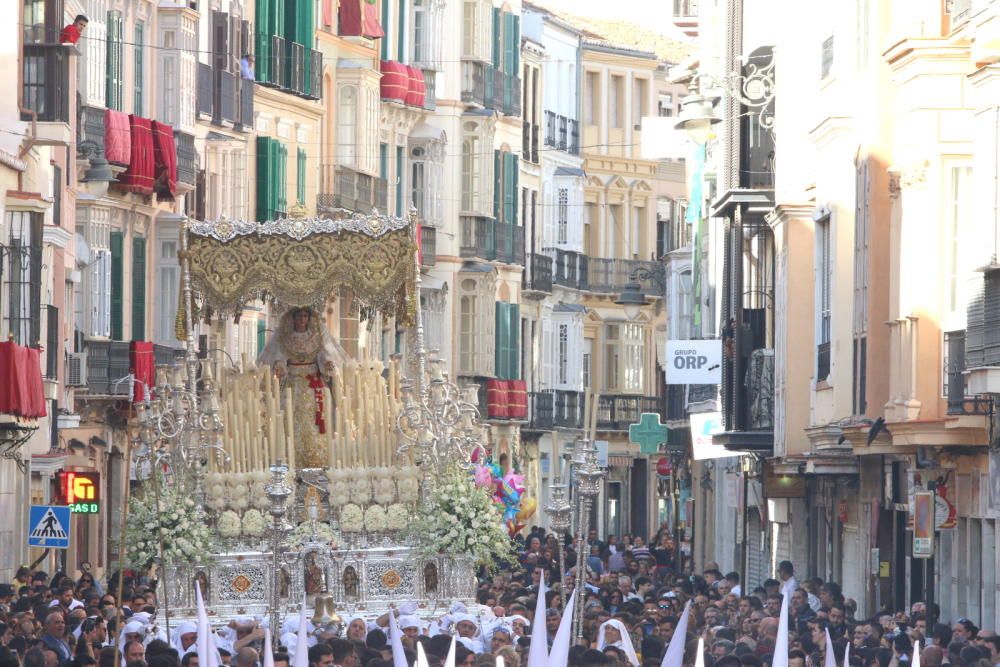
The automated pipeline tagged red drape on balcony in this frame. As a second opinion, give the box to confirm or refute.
[117,115,155,195]
[130,341,155,403]
[339,0,384,37]
[507,380,528,419]
[103,109,131,166]
[486,379,509,419]
[322,0,333,27]
[380,61,409,102]
[0,342,47,419]
[151,121,178,200]
[405,66,425,107]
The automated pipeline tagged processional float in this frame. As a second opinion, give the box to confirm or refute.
[129,203,482,634]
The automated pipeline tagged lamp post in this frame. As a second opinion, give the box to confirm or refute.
[77,140,115,198]
[544,483,572,590]
[572,439,605,643]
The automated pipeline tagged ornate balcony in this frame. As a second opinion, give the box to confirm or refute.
[586,258,664,295]
[174,130,198,188]
[461,218,523,265]
[522,253,553,295]
[551,250,588,290]
[526,391,554,432]
[419,225,436,268]
[553,390,585,429]
[597,395,661,431]
[317,165,389,214]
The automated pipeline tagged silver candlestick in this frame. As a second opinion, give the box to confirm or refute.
[545,483,572,591]
[571,440,605,643]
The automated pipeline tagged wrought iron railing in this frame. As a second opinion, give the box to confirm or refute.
[553,390,585,429]
[317,165,389,214]
[461,216,495,261]
[174,130,198,187]
[523,253,553,293]
[586,258,663,294]
[238,78,254,128]
[528,392,554,430]
[597,395,661,431]
[215,69,238,125]
[420,225,436,267]
[551,250,588,290]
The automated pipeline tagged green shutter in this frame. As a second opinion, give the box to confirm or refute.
[512,15,520,73]
[110,232,124,340]
[495,302,508,379]
[379,143,388,179]
[132,237,146,340]
[503,153,514,225]
[503,13,514,75]
[509,303,520,379]
[381,0,390,60]
[274,0,286,41]
[297,147,306,205]
[257,318,266,356]
[106,12,123,110]
[256,0,270,83]
[493,149,501,220]
[491,7,501,69]
[277,142,288,215]
[256,136,271,221]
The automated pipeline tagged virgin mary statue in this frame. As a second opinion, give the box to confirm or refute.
[257,307,349,468]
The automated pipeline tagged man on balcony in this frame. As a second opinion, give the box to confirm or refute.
[59,15,88,44]
[240,53,255,81]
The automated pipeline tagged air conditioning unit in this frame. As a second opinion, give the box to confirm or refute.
[67,352,87,387]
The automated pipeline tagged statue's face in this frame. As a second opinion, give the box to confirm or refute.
[293,310,310,332]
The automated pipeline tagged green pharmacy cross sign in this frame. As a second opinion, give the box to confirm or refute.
[629,412,670,454]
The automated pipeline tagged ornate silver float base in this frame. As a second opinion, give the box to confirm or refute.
[162,544,476,626]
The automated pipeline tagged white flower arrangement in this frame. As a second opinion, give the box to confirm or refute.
[374,478,396,505]
[124,477,214,570]
[363,505,388,532]
[328,480,350,507]
[290,521,336,548]
[349,476,372,504]
[397,477,420,504]
[327,467,350,482]
[242,509,268,537]
[395,465,421,481]
[413,468,514,570]
[340,504,364,533]
[386,503,409,532]
[218,510,242,537]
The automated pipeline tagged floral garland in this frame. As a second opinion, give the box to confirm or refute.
[218,511,242,538]
[124,478,214,570]
[412,467,514,570]
[386,503,409,532]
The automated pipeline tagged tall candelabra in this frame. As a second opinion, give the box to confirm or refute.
[265,462,294,636]
[545,483,572,592]
[571,440,605,643]
[396,227,483,486]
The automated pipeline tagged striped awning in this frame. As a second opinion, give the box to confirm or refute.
[609,455,634,468]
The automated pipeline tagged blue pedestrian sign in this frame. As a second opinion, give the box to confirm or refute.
[28,505,71,549]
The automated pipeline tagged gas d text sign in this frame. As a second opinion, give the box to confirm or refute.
[665,340,722,384]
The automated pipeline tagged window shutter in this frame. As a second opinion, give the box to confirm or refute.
[257,318,266,356]
[493,149,501,220]
[297,147,306,205]
[212,11,229,72]
[256,136,270,220]
[278,142,288,215]
[132,237,146,340]
[512,15,520,73]
[397,0,407,61]
[492,7,501,69]
[381,0,391,59]
[511,154,519,226]
[503,12,514,75]
[255,0,270,82]
[110,231,124,340]
[105,12,123,110]
[495,301,508,379]
[509,303,520,379]
[134,22,144,114]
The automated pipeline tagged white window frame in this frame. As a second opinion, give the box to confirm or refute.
[461,120,494,216]
[412,0,443,70]
[552,310,584,391]
[457,272,495,376]
[154,230,180,346]
[557,188,568,244]
[816,212,832,346]
[76,206,112,338]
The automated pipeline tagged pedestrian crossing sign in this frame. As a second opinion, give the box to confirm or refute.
[28,505,71,549]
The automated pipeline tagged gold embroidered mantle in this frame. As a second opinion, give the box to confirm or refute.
[185,212,416,324]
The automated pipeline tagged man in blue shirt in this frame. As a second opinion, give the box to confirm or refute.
[239,54,255,81]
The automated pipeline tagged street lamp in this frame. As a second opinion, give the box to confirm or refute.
[674,79,721,146]
[615,266,664,321]
[77,140,115,198]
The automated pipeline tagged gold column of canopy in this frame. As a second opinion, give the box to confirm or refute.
[181,205,417,325]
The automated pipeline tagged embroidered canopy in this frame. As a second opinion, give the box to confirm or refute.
[185,206,417,325]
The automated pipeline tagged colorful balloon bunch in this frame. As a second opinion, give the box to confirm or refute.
[470,450,537,536]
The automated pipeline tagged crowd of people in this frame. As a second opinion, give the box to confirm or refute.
[1,525,997,667]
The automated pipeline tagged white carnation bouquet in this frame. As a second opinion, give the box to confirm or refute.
[218,510,242,538]
[242,509,268,537]
[340,503,364,533]
[363,505,388,532]
[386,503,410,532]
[290,521,335,548]
[124,476,214,570]
[413,467,514,570]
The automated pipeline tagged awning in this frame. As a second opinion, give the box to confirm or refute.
[420,275,446,291]
[554,167,585,177]
[609,455,633,467]
[554,303,586,313]
[410,123,447,142]
[0,342,47,419]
